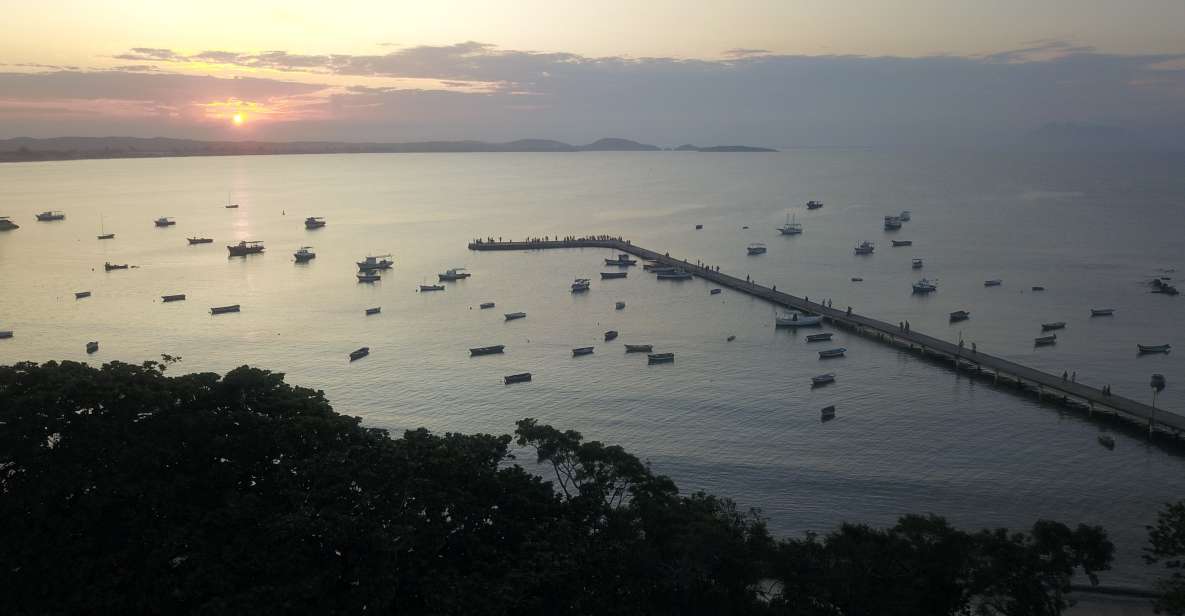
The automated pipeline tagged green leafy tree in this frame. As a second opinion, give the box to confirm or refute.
[1147,501,1185,614]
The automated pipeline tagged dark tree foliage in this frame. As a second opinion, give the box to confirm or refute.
[1147,502,1185,614]
[0,361,1114,615]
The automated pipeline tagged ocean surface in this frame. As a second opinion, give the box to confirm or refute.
[1,150,1183,586]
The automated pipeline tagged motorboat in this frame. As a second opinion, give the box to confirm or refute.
[648,266,679,274]
[365,307,381,315]
[227,240,264,256]
[949,310,970,322]
[0,216,19,231]
[480,302,496,309]
[1041,322,1066,331]
[357,254,393,271]
[571,278,591,292]
[727,335,736,342]
[504,372,532,384]
[75,291,91,299]
[647,352,675,364]
[470,345,505,356]
[850,277,863,282]
[747,243,767,255]
[806,200,824,210]
[615,301,626,310]
[806,332,833,342]
[1098,435,1115,450]
[154,217,176,227]
[605,254,637,266]
[210,304,240,315]
[1034,334,1057,346]
[811,373,835,387]
[912,258,923,269]
[104,262,129,271]
[984,279,1003,287]
[356,273,381,283]
[600,271,628,279]
[504,312,526,320]
[656,270,692,280]
[820,405,836,421]
[899,210,911,221]
[818,347,847,358]
[625,344,652,353]
[161,294,186,302]
[0,330,12,339]
[294,246,316,262]
[35,210,65,221]
[1138,344,1171,354]
[776,312,823,327]
[439,268,471,281]
[349,347,370,361]
[891,240,912,247]
[912,278,938,294]
[854,241,875,255]
[1090,308,1115,316]
[710,288,722,295]
[304,216,326,229]
[86,341,99,354]
[420,284,445,292]
[573,347,595,356]
[695,224,703,230]
[777,212,802,235]
[604,330,618,341]
[1031,286,1045,291]
[883,216,902,230]
[188,237,214,244]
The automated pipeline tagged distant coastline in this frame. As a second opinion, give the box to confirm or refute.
[0,136,777,163]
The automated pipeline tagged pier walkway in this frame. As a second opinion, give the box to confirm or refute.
[469,238,1182,433]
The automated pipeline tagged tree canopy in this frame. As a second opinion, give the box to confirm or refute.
[0,360,1114,615]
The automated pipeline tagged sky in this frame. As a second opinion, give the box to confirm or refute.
[1,0,1184,147]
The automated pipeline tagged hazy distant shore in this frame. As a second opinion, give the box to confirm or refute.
[0,136,776,163]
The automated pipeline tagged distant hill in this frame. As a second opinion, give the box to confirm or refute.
[0,136,780,163]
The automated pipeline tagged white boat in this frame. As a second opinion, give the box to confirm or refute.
[571,278,591,292]
[854,241,875,255]
[504,312,526,321]
[777,212,802,235]
[656,270,692,280]
[883,216,902,230]
[776,312,823,327]
[912,258,923,269]
[747,243,767,255]
[293,246,316,262]
[912,278,938,293]
[899,210,911,221]
[357,254,394,271]
[153,216,176,227]
[439,268,471,281]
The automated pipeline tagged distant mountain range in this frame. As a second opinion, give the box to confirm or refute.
[0,136,777,162]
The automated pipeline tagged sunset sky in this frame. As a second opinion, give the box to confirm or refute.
[2,0,1184,146]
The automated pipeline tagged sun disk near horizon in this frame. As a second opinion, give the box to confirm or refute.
[232,113,244,126]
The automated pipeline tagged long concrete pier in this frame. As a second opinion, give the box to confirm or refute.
[469,237,1183,434]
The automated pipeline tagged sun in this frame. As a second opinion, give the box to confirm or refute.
[232,113,244,126]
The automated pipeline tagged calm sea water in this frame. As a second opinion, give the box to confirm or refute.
[1,150,1182,586]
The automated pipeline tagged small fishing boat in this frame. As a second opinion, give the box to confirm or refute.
[304,216,326,229]
[605,254,637,266]
[806,332,833,342]
[357,254,393,271]
[1098,435,1115,450]
[891,240,912,247]
[806,200,824,210]
[1041,322,1066,331]
[224,193,238,209]
[600,271,628,279]
[818,348,847,359]
[0,331,12,338]
[648,352,675,363]
[949,310,970,322]
[210,304,240,315]
[573,346,595,356]
[656,270,692,280]
[153,217,176,227]
[480,302,496,309]
[850,277,863,282]
[356,273,381,283]
[504,372,532,384]
[710,288,722,295]
[1031,286,1045,291]
[912,258,923,269]
[571,278,591,292]
[1034,334,1057,346]
[161,294,186,302]
[470,345,505,356]
[747,243,767,255]
[365,307,381,315]
[604,330,618,341]
[1137,344,1171,354]
[294,246,316,262]
[615,301,626,310]
[188,237,214,245]
[504,312,526,320]
[811,373,835,387]
[35,210,65,221]
[695,224,703,230]
[86,341,98,354]
[883,216,902,230]
[349,347,370,361]
[854,241,875,255]
[439,268,471,281]
[776,312,823,327]
[777,212,802,235]
[984,279,1003,287]
[420,284,445,292]
[912,278,938,294]
[727,335,736,342]
[74,291,91,299]
[1090,308,1115,316]
[0,216,19,231]
[899,210,911,221]
[104,262,129,271]
[820,405,836,421]
[649,266,678,274]
[625,344,652,353]
[227,240,264,256]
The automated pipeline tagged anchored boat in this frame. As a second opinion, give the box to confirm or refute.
[357,254,393,271]
[210,304,240,315]
[227,240,264,256]
[293,246,316,262]
[820,405,836,421]
[356,273,381,283]
[104,262,129,271]
[912,258,923,269]
[1034,334,1057,346]
[573,346,595,356]
[1090,308,1115,316]
[480,302,496,309]
[153,217,176,227]
[625,344,652,353]
[35,210,65,221]
[365,307,381,315]
[304,216,326,229]
[1041,322,1066,331]
[601,271,628,279]
[420,284,445,292]
[854,241,875,255]
[615,301,626,310]
[806,332,833,342]
[439,268,471,281]
[504,372,532,384]
[188,237,214,245]
[75,291,91,299]
[912,278,938,294]
[571,278,591,292]
[811,373,835,387]
[656,270,692,280]
[349,347,370,361]
[86,341,99,354]
[604,330,618,341]
[1137,344,1171,354]
[883,216,902,230]
[891,240,912,247]
[776,312,823,327]
[949,310,970,322]
[0,216,19,231]
[161,294,186,302]
[504,312,526,320]
[605,253,637,266]
[806,200,824,210]
[647,352,675,364]
[747,242,767,255]
[777,212,802,235]
[818,348,847,358]
[710,288,722,295]
[470,345,505,356]
[899,210,911,221]
[984,279,1003,287]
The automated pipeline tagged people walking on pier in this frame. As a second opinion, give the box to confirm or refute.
[847,306,852,316]
[1072,371,1077,383]
[972,342,977,354]
[1062,371,1068,381]
[905,321,910,332]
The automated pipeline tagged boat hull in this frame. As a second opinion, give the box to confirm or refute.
[210,304,240,315]
[161,294,186,302]
[470,345,505,356]
[504,373,532,384]
[1137,344,1171,354]
[624,345,652,353]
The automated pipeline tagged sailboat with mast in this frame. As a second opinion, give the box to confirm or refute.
[225,192,239,208]
[777,211,802,235]
[97,214,114,240]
